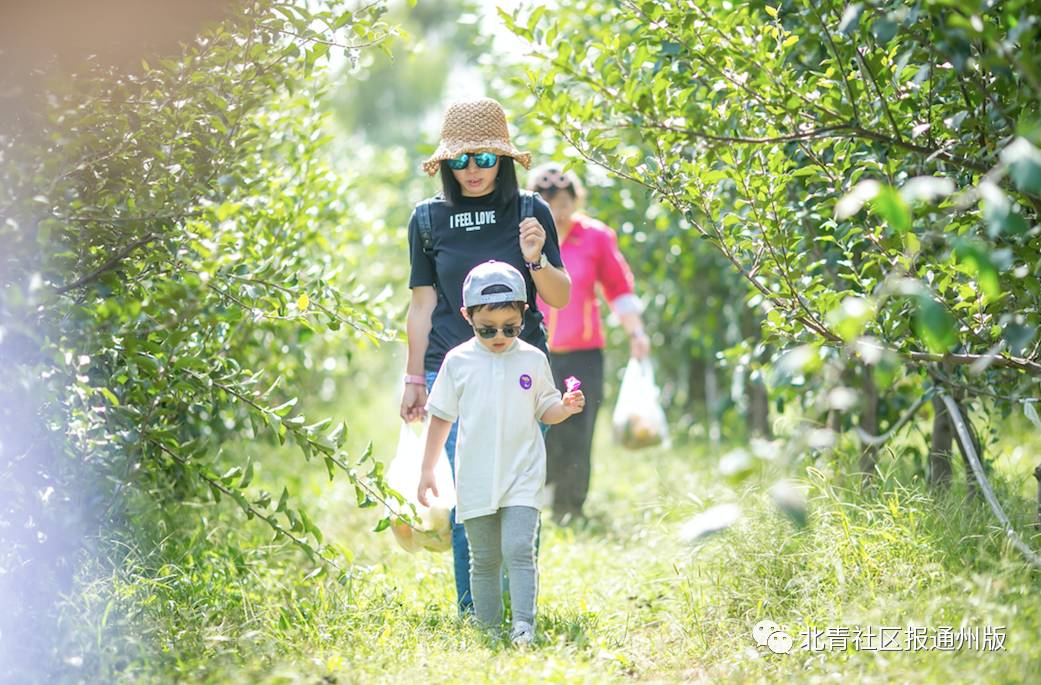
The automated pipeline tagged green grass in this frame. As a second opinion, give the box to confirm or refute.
[57,355,1041,683]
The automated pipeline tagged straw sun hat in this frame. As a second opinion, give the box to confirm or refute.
[421,97,532,176]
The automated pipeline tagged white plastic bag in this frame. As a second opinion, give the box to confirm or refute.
[612,357,670,450]
[385,421,455,553]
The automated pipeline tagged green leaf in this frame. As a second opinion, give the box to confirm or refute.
[272,398,298,416]
[901,176,955,204]
[1003,323,1036,355]
[980,181,1029,237]
[230,490,253,520]
[276,487,289,513]
[98,387,121,407]
[239,457,254,489]
[215,202,241,221]
[872,187,911,233]
[913,296,957,352]
[299,508,322,544]
[287,509,303,533]
[373,516,391,533]
[953,239,1001,300]
[173,356,211,372]
[220,466,242,484]
[327,422,347,447]
[872,16,898,44]
[835,179,880,220]
[827,296,874,343]
[1000,137,1041,194]
[254,490,272,509]
[838,4,863,34]
[527,5,546,34]
[355,484,376,508]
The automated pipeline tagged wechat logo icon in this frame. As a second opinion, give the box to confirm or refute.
[752,619,793,654]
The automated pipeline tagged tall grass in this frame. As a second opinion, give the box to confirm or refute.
[56,350,1041,683]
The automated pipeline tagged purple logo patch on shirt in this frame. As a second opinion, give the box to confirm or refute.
[519,374,533,389]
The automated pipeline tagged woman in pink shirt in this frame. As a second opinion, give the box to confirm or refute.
[529,164,651,523]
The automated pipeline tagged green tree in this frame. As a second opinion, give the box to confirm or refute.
[502,0,1041,488]
[332,0,485,148]
[0,2,410,678]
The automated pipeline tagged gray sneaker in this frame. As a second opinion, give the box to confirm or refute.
[510,621,535,646]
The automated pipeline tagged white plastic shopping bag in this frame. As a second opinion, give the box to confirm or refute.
[612,357,670,450]
[385,420,455,553]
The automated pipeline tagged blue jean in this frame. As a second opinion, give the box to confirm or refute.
[425,369,548,615]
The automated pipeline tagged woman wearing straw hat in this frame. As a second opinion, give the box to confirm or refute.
[400,97,570,615]
[528,163,651,524]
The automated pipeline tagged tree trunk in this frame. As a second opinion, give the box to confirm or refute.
[688,355,705,413]
[747,373,771,439]
[859,366,878,482]
[1034,465,1041,530]
[827,409,842,434]
[705,358,721,446]
[951,396,981,501]
[928,396,953,488]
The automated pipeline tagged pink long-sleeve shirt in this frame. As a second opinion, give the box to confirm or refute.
[536,214,640,352]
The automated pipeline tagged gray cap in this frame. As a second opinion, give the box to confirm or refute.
[462,260,527,307]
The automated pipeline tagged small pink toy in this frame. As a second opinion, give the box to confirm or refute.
[564,376,582,393]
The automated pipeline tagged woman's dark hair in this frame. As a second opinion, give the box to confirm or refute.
[533,185,576,202]
[527,163,584,204]
[440,156,519,206]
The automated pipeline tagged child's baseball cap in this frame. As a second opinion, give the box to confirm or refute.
[462,260,527,307]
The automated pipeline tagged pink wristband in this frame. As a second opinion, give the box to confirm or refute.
[403,374,426,386]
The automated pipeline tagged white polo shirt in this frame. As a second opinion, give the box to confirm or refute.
[426,337,561,523]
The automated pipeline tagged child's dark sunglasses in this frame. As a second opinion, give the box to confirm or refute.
[447,152,499,170]
[473,324,522,339]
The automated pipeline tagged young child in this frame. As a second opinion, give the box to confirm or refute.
[417,260,585,645]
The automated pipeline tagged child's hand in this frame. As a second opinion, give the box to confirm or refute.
[417,469,438,507]
[562,389,585,414]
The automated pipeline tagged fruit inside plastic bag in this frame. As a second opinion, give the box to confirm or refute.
[611,357,669,450]
[385,421,455,553]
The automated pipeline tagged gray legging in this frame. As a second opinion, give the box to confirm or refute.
[463,506,540,629]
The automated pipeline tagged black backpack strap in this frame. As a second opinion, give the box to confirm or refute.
[519,189,535,220]
[416,194,442,259]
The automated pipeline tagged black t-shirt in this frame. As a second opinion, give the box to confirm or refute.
[408,190,564,373]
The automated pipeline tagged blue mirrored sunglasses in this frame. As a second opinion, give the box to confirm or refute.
[447,151,499,170]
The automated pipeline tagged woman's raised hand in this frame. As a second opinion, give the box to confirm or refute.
[519,217,546,264]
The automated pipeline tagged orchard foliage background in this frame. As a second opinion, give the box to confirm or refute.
[1,1,413,678]
[502,0,1041,477]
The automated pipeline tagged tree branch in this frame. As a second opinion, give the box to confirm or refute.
[54,232,157,294]
[646,121,855,145]
[146,437,341,569]
[275,28,390,51]
[938,392,1041,569]
[851,126,989,173]
[906,351,1041,375]
[855,386,937,446]
[807,3,861,124]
